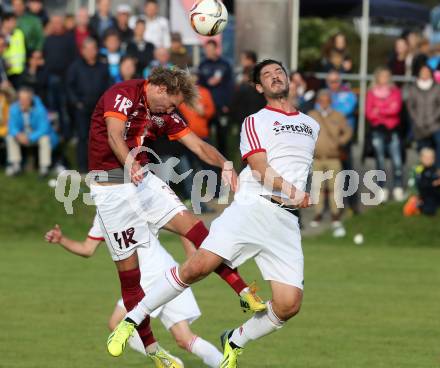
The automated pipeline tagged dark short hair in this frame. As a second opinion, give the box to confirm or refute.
[135,18,146,26]
[146,0,158,4]
[103,29,120,41]
[242,50,257,64]
[252,59,287,85]
[206,39,218,48]
[2,12,16,22]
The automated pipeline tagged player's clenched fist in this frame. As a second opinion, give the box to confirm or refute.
[45,224,63,244]
[130,160,144,185]
[221,161,239,192]
[290,190,311,209]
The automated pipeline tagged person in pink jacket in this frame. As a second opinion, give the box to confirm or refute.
[366,66,404,201]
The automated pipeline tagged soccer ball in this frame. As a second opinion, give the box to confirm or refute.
[189,0,228,36]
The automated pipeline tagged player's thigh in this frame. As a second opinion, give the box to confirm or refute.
[270,280,303,321]
[255,207,304,290]
[92,184,150,262]
[179,249,224,283]
[137,173,187,232]
[163,210,200,236]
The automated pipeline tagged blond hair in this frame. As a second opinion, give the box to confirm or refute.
[149,66,199,108]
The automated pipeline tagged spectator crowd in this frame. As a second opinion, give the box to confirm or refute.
[0,0,438,218]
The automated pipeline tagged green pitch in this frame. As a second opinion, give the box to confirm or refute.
[1,173,439,367]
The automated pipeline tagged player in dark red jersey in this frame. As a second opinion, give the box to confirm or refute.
[88,67,265,362]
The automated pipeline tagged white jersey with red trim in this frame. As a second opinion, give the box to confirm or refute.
[238,106,320,199]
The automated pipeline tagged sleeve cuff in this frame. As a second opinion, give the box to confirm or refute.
[168,127,191,141]
[104,111,128,122]
[242,149,266,161]
[87,235,104,241]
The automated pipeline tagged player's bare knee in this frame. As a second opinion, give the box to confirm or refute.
[272,298,302,321]
[179,261,205,284]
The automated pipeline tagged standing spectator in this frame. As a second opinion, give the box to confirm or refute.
[73,7,97,52]
[89,0,116,44]
[99,30,124,83]
[115,4,133,52]
[11,0,44,53]
[20,50,48,102]
[198,39,233,155]
[119,55,138,81]
[289,71,315,112]
[236,50,257,83]
[1,12,26,88]
[388,37,411,78]
[407,65,440,169]
[326,70,357,130]
[321,32,353,73]
[143,47,173,78]
[43,14,77,140]
[178,70,216,211]
[27,0,49,27]
[0,34,11,85]
[309,89,352,228]
[6,87,58,176]
[132,0,171,49]
[0,88,11,166]
[67,38,110,173]
[412,38,431,76]
[366,67,404,201]
[169,32,191,69]
[229,66,265,127]
[326,70,359,212]
[126,19,155,75]
[64,14,76,32]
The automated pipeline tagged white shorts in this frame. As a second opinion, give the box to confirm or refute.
[201,194,304,289]
[116,235,201,330]
[90,173,186,261]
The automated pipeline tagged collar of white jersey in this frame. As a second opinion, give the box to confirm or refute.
[264,105,300,116]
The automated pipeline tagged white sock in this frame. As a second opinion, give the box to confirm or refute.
[188,336,223,368]
[128,331,146,355]
[127,266,188,325]
[230,301,285,348]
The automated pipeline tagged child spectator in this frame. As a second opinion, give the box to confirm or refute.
[100,30,124,83]
[366,66,404,202]
[404,148,440,216]
[6,87,58,177]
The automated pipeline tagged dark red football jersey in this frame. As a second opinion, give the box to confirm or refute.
[88,79,191,171]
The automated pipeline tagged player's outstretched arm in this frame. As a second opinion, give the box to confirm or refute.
[44,225,101,258]
[247,152,310,208]
[178,131,238,191]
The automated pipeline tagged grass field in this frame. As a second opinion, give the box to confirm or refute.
[1,173,440,368]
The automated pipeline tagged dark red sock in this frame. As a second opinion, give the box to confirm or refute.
[118,268,156,347]
[137,317,156,347]
[185,221,248,295]
[215,265,248,295]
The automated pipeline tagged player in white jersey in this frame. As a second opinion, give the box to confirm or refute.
[109,59,320,368]
[44,216,223,368]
